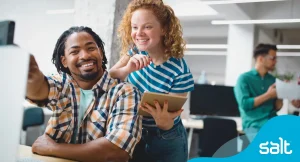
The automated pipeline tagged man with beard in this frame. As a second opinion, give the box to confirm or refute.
[234,43,283,141]
[26,26,141,162]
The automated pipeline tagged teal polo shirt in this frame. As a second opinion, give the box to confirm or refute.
[234,68,277,130]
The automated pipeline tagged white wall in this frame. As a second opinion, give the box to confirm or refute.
[277,57,300,77]
[0,0,74,75]
[182,23,228,38]
[184,55,226,85]
[256,0,300,19]
[225,24,255,86]
[258,28,276,44]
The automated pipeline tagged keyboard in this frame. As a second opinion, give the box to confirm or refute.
[17,157,43,162]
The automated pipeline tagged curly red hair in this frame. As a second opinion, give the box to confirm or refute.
[118,0,186,58]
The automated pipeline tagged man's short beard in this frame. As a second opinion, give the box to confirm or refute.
[71,62,102,81]
[80,72,99,81]
[71,70,100,81]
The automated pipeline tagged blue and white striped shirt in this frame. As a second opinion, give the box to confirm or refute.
[128,48,194,127]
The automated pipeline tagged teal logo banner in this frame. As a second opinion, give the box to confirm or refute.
[189,115,300,162]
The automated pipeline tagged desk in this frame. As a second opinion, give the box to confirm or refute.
[18,145,76,162]
[182,117,242,156]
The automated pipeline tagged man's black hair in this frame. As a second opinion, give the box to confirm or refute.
[253,43,277,59]
[52,26,107,75]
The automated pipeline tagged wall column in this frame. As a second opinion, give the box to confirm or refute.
[225,24,256,86]
[74,0,131,68]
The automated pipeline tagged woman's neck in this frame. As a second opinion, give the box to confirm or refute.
[147,47,168,65]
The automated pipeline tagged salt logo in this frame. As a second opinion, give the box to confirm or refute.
[259,137,292,155]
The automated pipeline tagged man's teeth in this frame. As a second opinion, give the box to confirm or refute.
[83,63,93,67]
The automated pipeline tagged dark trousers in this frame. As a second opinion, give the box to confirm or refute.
[129,121,188,162]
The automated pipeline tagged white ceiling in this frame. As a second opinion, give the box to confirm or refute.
[2,0,299,45]
[164,0,300,44]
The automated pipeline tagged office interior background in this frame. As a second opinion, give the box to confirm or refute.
[1,0,300,159]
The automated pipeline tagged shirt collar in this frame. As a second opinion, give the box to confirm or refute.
[251,68,260,76]
[251,68,273,78]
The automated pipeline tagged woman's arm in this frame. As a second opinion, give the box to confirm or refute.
[109,54,131,81]
[109,54,151,81]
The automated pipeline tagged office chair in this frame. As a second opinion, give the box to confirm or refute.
[21,107,44,145]
[199,117,238,157]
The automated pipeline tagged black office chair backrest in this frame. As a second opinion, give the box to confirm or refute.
[200,117,238,157]
[22,107,44,131]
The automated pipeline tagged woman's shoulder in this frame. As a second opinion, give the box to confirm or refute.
[167,57,190,74]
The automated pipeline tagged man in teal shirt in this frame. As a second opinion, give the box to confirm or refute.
[234,43,283,141]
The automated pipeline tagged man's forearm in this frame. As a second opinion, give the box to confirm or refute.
[50,137,129,162]
[254,93,271,108]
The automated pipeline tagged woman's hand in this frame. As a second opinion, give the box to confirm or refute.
[141,100,183,130]
[125,54,151,72]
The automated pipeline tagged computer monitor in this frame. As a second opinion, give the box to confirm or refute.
[190,84,240,117]
[0,22,30,161]
[0,20,15,45]
[0,46,30,161]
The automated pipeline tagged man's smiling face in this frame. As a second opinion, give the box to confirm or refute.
[61,32,103,81]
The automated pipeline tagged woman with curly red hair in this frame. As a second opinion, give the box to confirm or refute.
[109,0,194,161]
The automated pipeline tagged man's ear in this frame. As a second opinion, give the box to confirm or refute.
[257,55,264,63]
[61,56,67,68]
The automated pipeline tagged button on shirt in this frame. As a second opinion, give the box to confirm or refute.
[28,71,142,156]
[234,69,277,130]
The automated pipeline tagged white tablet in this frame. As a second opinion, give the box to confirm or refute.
[138,91,187,116]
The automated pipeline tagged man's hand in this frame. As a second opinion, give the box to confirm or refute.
[26,55,49,100]
[275,99,283,111]
[32,134,57,156]
[27,55,41,82]
[292,100,300,108]
[266,84,277,99]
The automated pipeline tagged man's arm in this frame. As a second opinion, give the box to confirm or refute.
[26,55,49,100]
[32,135,129,162]
[32,83,142,162]
[234,76,276,111]
[253,84,277,108]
